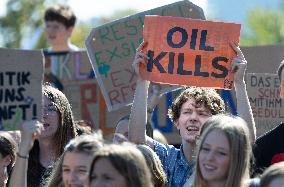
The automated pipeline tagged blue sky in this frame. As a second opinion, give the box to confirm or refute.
[0,0,281,48]
[66,0,280,26]
[206,0,279,24]
[0,0,280,25]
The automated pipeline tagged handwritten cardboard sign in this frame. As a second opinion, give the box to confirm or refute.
[85,0,205,111]
[246,73,284,136]
[44,51,131,136]
[0,48,43,130]
[141,15,241,89]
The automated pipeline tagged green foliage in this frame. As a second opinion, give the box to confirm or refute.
[0,1,139,49]
[70,23,92,49]
[241,5,284,46]
[0,0,47,48]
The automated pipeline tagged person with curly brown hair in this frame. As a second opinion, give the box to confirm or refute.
[128,42,256,187]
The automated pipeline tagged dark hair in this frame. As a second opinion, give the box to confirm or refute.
[277,60,284,81]
[44,4,76,28]
[28,84,77,187]
[43,84,77,156]
[0,134,16,174]
[168,87,225,123]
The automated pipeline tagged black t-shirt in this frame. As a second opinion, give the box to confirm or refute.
[252,122,284,175]
[27,141,53,187]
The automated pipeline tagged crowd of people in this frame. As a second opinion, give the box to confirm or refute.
[0,3,284,187]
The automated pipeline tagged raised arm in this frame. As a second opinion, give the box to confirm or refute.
[9,120,43,187]
[147,84,163,119]
[128,42,154,148]
[231,43,256,143]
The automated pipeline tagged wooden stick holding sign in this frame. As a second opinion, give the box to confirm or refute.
[141,15,241,89]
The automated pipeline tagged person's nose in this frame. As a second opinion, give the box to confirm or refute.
[189,111,198,123]
[70,171,78,182]
[206,151,215,161]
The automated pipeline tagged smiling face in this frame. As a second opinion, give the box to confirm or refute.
[176,98,212,143]
[62,152,92,187]
[41,96,60,139]
[89,158,127,187]
[198,129,230,186]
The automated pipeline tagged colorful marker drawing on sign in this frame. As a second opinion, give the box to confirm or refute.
[141,15,241,89]
[85,1,206,111]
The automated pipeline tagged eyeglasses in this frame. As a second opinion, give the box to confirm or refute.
[43,105,58,115]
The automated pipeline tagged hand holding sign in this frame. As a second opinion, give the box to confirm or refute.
[20,120,43,154]
[141,16,241,89]
[230,42,247,84]
[132,42,149,81]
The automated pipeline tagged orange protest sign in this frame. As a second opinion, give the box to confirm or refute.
[141,16,241,89]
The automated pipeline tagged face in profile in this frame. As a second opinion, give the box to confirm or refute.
[41,96,60,139]
[89,158,127,187]
[62,152,92,187]
[176,98,212,143]
[198,129,230,185]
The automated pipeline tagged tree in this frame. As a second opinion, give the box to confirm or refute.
[0,0,49,48]
[241,4,284,46]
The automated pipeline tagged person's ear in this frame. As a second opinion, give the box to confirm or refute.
[174,121,180,129]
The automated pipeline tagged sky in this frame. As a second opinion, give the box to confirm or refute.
[67,0,280,25]
[0,0,280,25]
[0,0,281,48]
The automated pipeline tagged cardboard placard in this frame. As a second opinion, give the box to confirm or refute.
[141,15,241,89]
[0,48,43,130]
[85,0,205,111]
[44,45,284,144]
[247,73,284,136]
[44,51,131,137]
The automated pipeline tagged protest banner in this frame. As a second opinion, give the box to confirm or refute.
[44,51,130,137]
[141,15,241,89]
[85,0,205,111]
[246,73,284,136]
[44,39,284,144]
[0,48,43,130]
